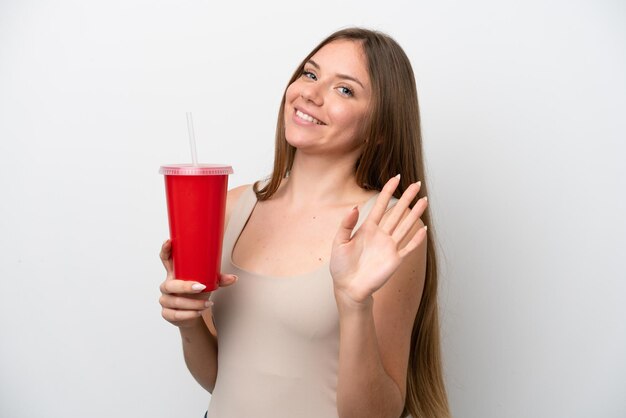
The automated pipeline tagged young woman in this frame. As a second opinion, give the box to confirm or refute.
[159,28,450,418]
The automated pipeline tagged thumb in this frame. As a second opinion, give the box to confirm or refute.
[160,239,174,276]
[334,206,359,246]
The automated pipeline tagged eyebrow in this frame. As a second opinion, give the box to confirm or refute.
[307,59,365,89]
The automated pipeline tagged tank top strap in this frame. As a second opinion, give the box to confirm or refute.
[221,185,258,264]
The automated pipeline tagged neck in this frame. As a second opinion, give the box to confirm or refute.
[277,150,365,208]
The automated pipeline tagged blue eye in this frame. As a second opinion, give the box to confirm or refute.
[303,70,317,80]
[338,86,354,97]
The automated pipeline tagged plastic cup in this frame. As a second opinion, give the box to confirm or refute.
[159,164,234,292]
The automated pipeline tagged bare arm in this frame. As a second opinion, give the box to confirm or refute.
[331,177,427,418]
[158,184,249,392]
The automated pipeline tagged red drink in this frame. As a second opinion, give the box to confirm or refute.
[160,164,233,291]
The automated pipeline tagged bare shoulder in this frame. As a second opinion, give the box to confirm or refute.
[227,184,250,203]
[225,184,252,226]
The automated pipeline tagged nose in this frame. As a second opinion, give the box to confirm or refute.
[301,83,323,106]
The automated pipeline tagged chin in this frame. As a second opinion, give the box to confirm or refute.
[284,134,310,150]
[284,125,311,148]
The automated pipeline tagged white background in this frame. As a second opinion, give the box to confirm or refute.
[1,1,624,417]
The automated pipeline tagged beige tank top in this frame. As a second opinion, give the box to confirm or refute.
[207,186,387,418]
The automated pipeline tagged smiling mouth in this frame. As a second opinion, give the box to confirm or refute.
[295,109,325,125]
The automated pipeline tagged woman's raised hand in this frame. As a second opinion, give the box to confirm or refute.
[330,175,428,304]
[159,239,237,328]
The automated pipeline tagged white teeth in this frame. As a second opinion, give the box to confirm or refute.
[296,110,323,125]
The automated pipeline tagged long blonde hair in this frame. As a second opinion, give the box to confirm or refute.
[255,28,450,418]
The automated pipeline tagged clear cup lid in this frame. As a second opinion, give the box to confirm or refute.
[159,164,234,176]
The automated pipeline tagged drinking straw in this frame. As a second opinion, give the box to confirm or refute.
[186,112,199,166]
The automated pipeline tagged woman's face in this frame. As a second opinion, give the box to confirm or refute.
[284,40,372,156]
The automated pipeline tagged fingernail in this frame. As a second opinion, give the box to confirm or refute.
[205,300,214,308]
[395,174,401,180]
[232,275,239,282]
[423,196,428,202]
[191,283,206,291]
[416,181,421,187]
[423,225,428,231]
[353,205,358,211]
